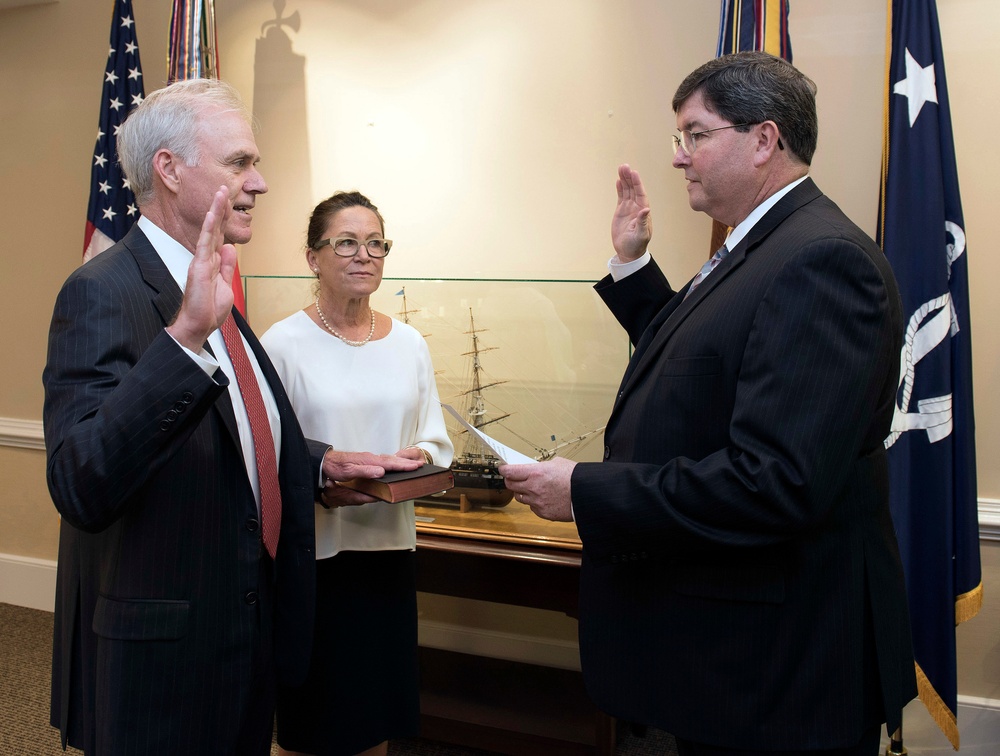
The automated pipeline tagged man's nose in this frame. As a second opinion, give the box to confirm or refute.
[246,168,268,194]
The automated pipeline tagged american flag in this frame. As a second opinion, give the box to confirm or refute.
[83,0,145,262]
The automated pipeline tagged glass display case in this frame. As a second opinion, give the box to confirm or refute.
[244,275,630,551]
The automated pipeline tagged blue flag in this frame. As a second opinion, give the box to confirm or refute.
[878,0,981,748]
[83,0,145,262]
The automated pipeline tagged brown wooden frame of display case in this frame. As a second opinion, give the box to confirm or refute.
[415,531,617,756]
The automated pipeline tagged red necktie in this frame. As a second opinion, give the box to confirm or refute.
[220,313,282,559]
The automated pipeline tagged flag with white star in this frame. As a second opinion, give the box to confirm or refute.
[83,0,145,262]
[878,0,981,748]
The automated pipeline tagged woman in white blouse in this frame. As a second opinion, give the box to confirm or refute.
[262,191,453,756]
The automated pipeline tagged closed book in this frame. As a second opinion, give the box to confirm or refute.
[338,464,455,503]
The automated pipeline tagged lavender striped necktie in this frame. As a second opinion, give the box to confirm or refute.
[684,244,730,300]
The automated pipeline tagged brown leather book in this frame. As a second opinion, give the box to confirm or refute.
[338,464,455,503]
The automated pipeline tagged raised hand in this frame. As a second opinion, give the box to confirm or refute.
[611,163,652,262]
[166,186,237,351]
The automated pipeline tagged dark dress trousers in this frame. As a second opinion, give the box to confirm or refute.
[43,225,322,755]
[571,179,917,751]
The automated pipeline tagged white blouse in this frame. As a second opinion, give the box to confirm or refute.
[262,310,453,558]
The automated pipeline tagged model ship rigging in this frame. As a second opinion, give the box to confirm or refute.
[396,290,604,508]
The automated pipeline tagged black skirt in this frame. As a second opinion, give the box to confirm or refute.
[276,549,420,756]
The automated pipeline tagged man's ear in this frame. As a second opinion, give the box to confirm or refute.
[152,149,181,196]
[752,121,783,167]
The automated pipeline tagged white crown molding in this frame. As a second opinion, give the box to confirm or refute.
[0,417,44,450]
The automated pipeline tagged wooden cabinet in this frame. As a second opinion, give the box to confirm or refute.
[415,532,616,756]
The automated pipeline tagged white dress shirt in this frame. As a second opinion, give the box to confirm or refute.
[138,215,281,516]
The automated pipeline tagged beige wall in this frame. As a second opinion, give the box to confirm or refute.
[1,0,996,698]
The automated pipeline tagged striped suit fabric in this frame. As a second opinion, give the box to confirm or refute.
[44,224,321,755]
[570,179,917,751]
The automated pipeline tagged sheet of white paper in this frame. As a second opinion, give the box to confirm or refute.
[442,404,538,465]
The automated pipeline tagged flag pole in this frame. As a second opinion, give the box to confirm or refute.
[885,725,906,756]
[881,7,903,755]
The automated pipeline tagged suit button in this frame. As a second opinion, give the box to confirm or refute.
[245,518,259,532]
[611,555,620,564]
[166,409,178,421]
[244,591,258,605]
[173,401,186,413]
[603,445,611,460]
[159,420,170,431]
[181,392,194,404]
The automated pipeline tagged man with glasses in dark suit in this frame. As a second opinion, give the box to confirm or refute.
[502,52,917,755]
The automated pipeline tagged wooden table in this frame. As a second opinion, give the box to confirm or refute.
[414,498,616,756]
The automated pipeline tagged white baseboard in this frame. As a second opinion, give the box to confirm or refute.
[0,552,579,669]
[882,696,1000,753]
[0,553,57,611]
[4,552,999,748]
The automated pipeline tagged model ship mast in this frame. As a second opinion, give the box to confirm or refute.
[396,286,432,339]
[461,309,509,437]
[444,309,515,506]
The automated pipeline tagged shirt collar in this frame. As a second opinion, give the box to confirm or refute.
[724,174,809,251]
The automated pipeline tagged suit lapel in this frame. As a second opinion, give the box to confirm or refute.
[123,225,184,329]
[124,225,243,449]
[613,178,823,409]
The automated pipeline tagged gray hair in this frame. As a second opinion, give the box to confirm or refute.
[672,51,818,166]
[117,78,253,206]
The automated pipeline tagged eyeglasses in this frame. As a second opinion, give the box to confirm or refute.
[672,124,751,155]
[672,123,785,155]
[314,237,393,258]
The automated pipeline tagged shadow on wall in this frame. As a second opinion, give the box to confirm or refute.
[249,0,313,290]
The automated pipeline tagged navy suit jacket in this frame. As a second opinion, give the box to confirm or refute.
[571,179,917,750]
[43,224,322,754]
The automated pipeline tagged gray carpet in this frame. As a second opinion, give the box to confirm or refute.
[0,602,676,755]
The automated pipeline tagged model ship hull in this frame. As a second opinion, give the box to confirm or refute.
[437,458,514,507]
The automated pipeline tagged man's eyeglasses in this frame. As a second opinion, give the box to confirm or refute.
[671,124,751,156]
[672,123,784,155]
[314,237,393,258]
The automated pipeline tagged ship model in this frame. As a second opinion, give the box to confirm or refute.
[396,289,604,509]
[447,309,516,507]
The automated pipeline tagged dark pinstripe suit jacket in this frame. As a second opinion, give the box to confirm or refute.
[43,224,322,755]
[571,179,917,750]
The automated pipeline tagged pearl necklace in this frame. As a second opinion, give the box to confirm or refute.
[315,297,376,347]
